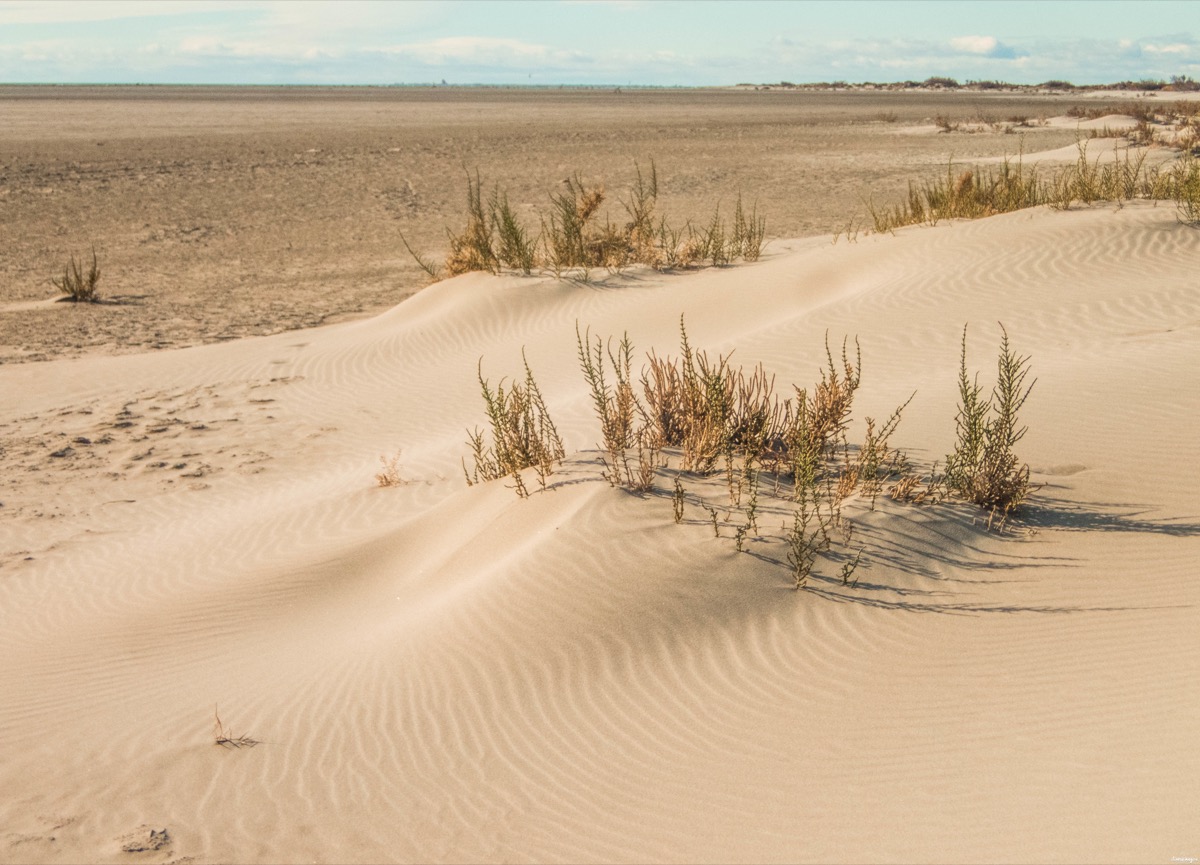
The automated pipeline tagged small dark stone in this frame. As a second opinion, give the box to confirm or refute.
[118,825,170,853]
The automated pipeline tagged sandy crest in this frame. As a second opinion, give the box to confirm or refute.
[1,202,1198,863]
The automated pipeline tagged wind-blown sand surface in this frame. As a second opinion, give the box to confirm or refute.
[2,196,1199,862]
[5,87,1200,863]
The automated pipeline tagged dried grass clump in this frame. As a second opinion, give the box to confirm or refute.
[465,351,565,498]
[52,247,102,302]
[862,135,1200,233]
[213,707,261,749]
[405,161,768,281]
[866,156,1044,232]
[445,169,500,276]
[375,449,408,487]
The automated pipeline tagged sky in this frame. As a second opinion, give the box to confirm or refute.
[0,0,1196,87]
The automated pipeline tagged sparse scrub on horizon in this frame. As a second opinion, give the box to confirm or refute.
[861,112,1200,232]
[51,247,102,302]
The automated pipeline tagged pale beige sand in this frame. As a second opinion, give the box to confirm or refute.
[2,200,1198,863]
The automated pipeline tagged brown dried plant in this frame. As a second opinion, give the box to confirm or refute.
[405,161,768,281]
[375,449,408,488]
[213,706,261,749]
[52,247,102,302]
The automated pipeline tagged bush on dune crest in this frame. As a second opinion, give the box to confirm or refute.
[865,144,1200,233]
[404,161,767,282]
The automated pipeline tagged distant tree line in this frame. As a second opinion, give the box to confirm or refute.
[744,75,1199,92]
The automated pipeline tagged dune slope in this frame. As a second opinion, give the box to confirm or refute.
[2,202,1198,864]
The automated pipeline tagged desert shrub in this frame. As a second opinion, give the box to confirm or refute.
[52,247,101,302]
[404,161,768,280]
[460,318,1040,586]
[943,324,1036,522]
[465,351,565,497]
[621,160,660,263]
[730,193,767,261]
[490,187,537,274]
[641,319,736,474]
[544,172,607,272]
[577,324,642,455]
[862,136,1200,230]
[445,170,498,276]
[1168,150,1200,224]
[866,156,1044,232]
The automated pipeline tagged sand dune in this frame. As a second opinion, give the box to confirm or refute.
[2,201,1199,863]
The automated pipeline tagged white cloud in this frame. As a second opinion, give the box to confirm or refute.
[0,1,256,25]
[385,36,585,68]
[951,35,998,55]
[1144,42,1191,55]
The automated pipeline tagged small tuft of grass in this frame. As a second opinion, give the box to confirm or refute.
[52,247,101,302]
[213,706,261,749]
[400,231,443,281]
[375,449,408,487]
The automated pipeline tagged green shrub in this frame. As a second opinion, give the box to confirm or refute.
[465,351,565,498]
[943,324,1036,522]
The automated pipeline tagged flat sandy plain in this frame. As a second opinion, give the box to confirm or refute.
[1,85,1124,362]
[2,87,1199,864]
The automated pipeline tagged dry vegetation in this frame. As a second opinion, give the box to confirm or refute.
[213,707,261,749]
[375,450,409,488]
[943,325,1037,528]
[459,319,1035,588]
[464,351,566,499]
[407,161,767,282]
[864,145,1200,232]
[51,248,102,303]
